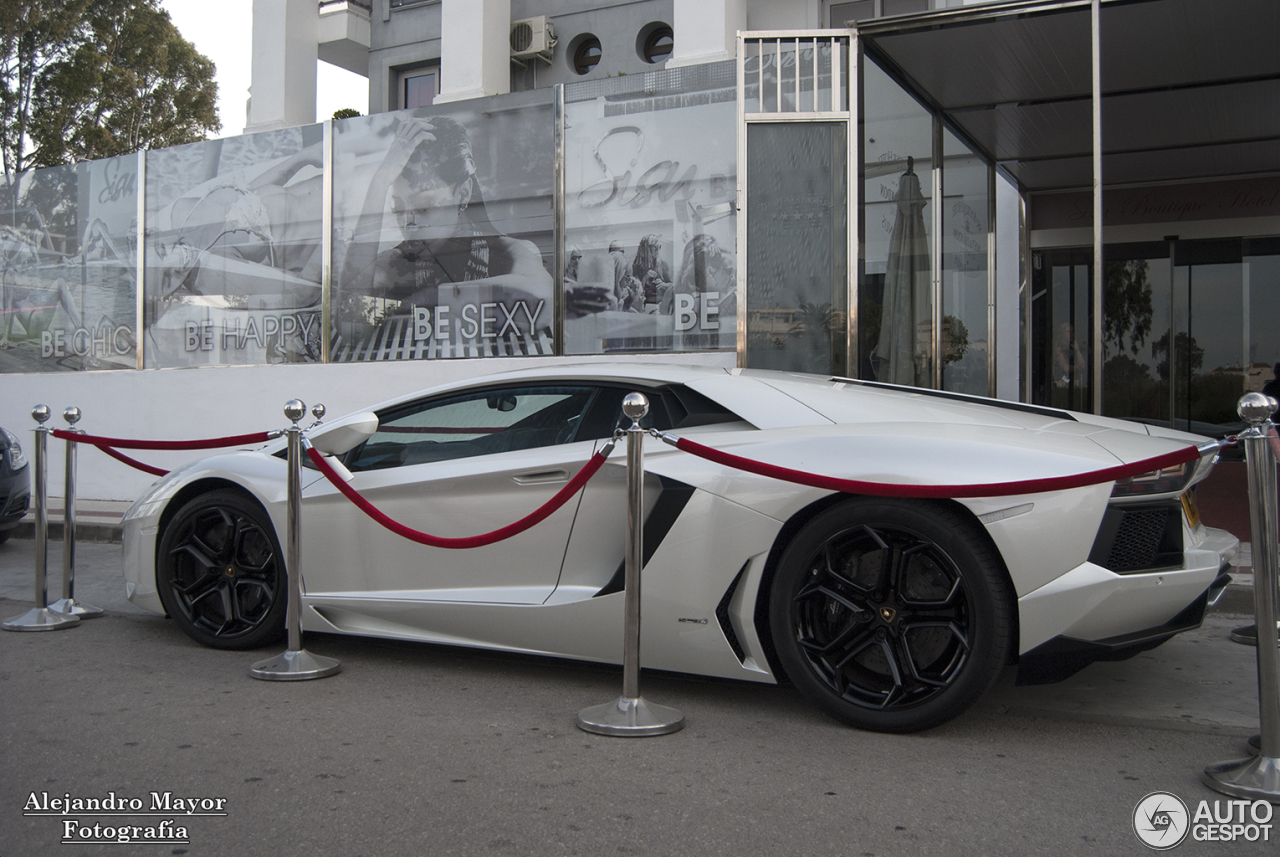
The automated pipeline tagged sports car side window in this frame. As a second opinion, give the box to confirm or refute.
[348,386,598,472]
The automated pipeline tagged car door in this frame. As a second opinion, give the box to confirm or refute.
[299,384,600,604]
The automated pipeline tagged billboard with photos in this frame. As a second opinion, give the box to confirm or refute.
[563,62,738,354]
[142,126,325,368]
[0,157,138,372]
[329,92,555,361]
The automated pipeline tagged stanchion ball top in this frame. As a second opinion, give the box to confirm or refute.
[31,404,50,423]
[622,392,650,423]
[63,407,81,425]
[311,404,326,421]
[1238,392,1278,426]
[284,399,307,423]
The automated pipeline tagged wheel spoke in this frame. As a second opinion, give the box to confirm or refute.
[800,620,876,663]
[216,583,239,635]
[180,572,220,606]
[874,637,908,708]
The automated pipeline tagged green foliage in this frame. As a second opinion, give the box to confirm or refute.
[1,0,218,175]
[332,108,362,121]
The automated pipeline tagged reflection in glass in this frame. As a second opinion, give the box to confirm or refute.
[745,122,847,374]
[1031,250,1092,412]
[0,157,137,372]
[940,129,988,396]
[143,126,325,368]
[860,58,932,385]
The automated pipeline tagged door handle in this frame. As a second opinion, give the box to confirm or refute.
[512,469,569,485]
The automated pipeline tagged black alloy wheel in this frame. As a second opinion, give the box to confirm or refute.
[770,499,1012,733]
[156,490,286,650]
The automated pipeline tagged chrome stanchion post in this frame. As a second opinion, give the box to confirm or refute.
[1203,392,1280,801]
[50,407,102,618]
[577,392,684,737]
[250,399,341,681]
[3,406,79,631]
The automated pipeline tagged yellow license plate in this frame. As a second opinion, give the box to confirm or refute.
[1181,489,1200,529]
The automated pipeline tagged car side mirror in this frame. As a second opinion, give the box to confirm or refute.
[307,411,379,456]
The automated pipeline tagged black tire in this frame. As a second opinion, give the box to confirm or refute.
[0,529,10,544]
[769,498,1012,733]
[156,490,286,650]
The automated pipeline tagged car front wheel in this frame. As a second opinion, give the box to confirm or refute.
[770,498,1012,733]
[156,490,286,650]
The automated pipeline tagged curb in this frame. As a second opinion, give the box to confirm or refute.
[10,521,122,545]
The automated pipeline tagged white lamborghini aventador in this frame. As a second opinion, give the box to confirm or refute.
[121,365,1238,732]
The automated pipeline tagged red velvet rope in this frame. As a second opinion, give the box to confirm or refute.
[51,428,275,450]
[671,436,1203,499]
[306,446,611,548]
[95,445,169,477]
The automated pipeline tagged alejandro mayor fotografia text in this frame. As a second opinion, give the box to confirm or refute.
[24,790,228,845]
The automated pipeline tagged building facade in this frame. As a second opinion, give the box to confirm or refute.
[0,0,1276,502]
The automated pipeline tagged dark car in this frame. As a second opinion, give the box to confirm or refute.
[0,427,31,543]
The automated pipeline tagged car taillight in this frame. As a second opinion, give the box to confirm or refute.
[1110,461,1193,498]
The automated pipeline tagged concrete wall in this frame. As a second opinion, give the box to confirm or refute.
[2,352,734,503]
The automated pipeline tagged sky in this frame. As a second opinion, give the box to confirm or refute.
[160,0,370,138]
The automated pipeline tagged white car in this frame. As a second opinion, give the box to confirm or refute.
[121,365,1237,733]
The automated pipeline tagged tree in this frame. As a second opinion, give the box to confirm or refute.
[0,0,89,175]
[1,0,218,174]
[1152,330,1204,382]
[1103,258,1153,357]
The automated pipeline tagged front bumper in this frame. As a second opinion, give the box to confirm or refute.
[0,472,30,531]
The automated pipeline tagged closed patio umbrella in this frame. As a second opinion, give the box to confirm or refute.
[871,157,930,386]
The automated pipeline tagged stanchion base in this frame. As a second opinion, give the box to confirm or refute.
[1248,734,1261,756]
[249,648,341,681]
[1229,623,1280,646]
[1203,754,1280,802]
[48,598,105,618]
[2,607,81,632]
[576,696,685,737]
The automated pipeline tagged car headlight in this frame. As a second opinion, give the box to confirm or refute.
[2,429,26,472]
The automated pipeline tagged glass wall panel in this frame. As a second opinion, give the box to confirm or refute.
[1245,238,1280,399]
[1030,248,1093,411]
[744,121,847,374]
[1100,242,1170,422]
[940,128,988,395]
[330,95,554,361]
[0,157,137,372]
[143,127,325,368]
[1178,240,1244,431]
[563,63,737,354]
[859,58,933,385]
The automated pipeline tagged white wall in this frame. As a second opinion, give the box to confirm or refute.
[1,352,734,503]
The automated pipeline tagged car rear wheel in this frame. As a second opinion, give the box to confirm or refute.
[770,498,1012,733]
[156,490,286,650]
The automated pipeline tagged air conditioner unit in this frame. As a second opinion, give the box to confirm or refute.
[511,16,556,64]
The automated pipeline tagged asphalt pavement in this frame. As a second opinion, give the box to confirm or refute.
[1,536,1275,857]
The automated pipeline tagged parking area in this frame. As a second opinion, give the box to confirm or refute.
[0,536,1273,856]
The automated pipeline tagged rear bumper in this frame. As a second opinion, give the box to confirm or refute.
[1016,568,1231,685]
